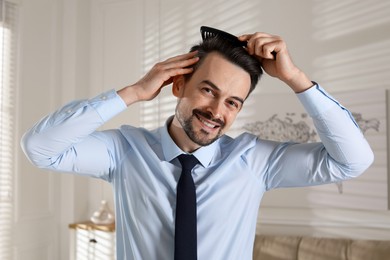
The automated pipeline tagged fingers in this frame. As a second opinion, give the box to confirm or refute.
[158,51,199,75]
[165,50,198,62]
[238,33,284,60]
[146,51,199,91]
[129,51,200,102]
[165,57,199,72]
[163,51,199,69]
[160,67,193,88]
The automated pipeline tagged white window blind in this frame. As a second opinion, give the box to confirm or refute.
[0,0,17,259]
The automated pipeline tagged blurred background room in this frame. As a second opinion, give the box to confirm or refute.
[2,0,390,259]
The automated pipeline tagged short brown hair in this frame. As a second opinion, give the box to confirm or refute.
[184,37,263,97]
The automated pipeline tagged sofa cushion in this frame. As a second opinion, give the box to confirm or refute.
[348,240,390,260]
[253,235,301,260]
[253,235,390,260]
[298,237,349,260]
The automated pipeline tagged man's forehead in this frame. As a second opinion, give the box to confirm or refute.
[192,53,251,98]
[195,53,237,74]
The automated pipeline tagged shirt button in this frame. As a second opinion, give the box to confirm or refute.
[66,109,72,114]
[101,96,107,100]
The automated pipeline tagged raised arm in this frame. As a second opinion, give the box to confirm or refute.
[21,52,199,179]
[238,32,374,188]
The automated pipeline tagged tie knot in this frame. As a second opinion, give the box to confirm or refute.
[177,154,199,172]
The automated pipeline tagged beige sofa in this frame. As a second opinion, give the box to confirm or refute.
[253,234,390,260]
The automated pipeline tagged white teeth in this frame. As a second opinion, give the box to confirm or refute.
[200,118,216,128]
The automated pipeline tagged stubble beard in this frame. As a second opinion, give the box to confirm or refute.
[178,108,224,147]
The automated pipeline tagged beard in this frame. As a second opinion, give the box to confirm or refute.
[178,108,225,147]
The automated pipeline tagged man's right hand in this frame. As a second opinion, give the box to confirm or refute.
[117,51,199,106]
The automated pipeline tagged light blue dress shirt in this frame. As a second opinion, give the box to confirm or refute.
[21,84,373,260]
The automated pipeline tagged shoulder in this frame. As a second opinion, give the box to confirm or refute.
[218,132,283,164]
[118,124,161,146]
[219,132,277,150]
[219,132,257,149]
[216,133,261,160]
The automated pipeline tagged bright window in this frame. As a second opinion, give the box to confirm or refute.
[0,0,17,258]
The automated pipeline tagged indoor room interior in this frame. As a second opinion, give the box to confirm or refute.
[2,0,390,259]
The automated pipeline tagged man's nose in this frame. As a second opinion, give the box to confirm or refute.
[207,100,224,119]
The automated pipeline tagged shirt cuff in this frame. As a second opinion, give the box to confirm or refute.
[89,89,127,122]
[296,82,341,117]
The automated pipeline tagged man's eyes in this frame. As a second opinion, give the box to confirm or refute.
[200,87,241,110]
[227,100,239,109]
[202,87,214,95]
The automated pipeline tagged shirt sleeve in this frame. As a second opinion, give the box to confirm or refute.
[258,83,374,190]
[20,90,127,180]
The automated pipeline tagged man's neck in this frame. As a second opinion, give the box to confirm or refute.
[168,117,201,153]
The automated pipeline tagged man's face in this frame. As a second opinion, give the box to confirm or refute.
[171,52,251,151]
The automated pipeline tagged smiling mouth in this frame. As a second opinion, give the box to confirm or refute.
[193,110,224,130]
[196,114,218,128]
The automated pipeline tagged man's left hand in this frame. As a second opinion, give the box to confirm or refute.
[238,32,313,93]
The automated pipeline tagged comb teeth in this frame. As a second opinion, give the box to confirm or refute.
[202,31,219,38]
[200,26,247,47]
[200,26,276,60]
[202,31,214,38]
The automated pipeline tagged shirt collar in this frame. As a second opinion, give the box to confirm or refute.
[160,116,219,168]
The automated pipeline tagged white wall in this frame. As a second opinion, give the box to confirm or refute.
[15,0,63,258]
[15,0,390,258]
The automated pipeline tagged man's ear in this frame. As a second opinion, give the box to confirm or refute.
[172,75,185,97]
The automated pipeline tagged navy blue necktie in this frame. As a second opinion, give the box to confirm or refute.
[174,154,199,260]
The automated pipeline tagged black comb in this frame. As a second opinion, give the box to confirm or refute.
[200,26,276,59]
[200,26,247,47]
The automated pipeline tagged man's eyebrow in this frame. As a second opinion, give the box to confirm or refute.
[201,80,245,105]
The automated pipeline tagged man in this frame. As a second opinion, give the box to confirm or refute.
[21,28,374,260]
